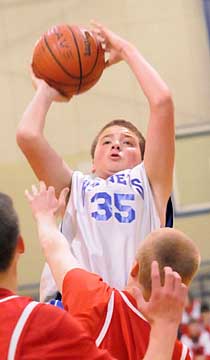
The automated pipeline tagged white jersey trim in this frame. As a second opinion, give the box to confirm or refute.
[0,295,19,303]
[7,301,39,360]
[95,291,114,347]
[180,343,189,360]
[119,291,147,322]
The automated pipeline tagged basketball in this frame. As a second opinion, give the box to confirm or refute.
[32,24,106,97]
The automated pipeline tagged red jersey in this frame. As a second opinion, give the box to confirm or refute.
[0,288,115,360]
[63,269,191,360]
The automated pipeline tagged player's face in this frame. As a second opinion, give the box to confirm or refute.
[92,125,142,179]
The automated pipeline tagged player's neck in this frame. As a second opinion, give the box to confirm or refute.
[0,265,17,293]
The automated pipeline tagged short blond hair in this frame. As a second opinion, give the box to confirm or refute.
[137,228,200,294]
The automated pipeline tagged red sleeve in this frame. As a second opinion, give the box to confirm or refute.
[172,339,191,360]
[16,303,116,360]
[62,268,113,339]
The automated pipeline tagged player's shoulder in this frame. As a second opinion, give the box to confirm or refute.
[63,268,108,292]
[126,161,147,181]
[26,301,72,331]
[72,170,92,181]
[62,268,112,310]
[71,171,99,191]
[9,295,33,307]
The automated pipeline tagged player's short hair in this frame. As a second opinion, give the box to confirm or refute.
[90,119,145,159]
[136,228,200,294]
[0,193,20,271]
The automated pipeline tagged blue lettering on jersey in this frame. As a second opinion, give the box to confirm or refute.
[108,175,115,183]
[131,178,144,200]
[91,192,112,221]
[114,193,135,223]
[107,173,128,185]
[91,192,135,223]
[106,173,144,199]
[82,180,90,206]
[81,172,144,217]
[82,179,101,205]
[115,173,127,185]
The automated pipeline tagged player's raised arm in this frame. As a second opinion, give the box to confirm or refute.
[91,21,174,225]
[25,181,78,292]
[16,71,73,197]
[134,261,189,360]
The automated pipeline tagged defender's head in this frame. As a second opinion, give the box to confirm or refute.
[130,227,200,300]
[0,193,24,273]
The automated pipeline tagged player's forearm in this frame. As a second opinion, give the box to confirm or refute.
[36,215,65,253]
[17,85,73,194]
[17,83,53,142]
[121,43,173,109]
[143,323,178,360]
[36,214,78,280]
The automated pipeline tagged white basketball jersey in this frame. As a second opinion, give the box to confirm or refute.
[40,162,160,300]
[62,162,160,287]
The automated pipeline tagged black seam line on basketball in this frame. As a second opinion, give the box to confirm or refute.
[34,68,78,87]
[92,39,100,75]
[43,35,81,80]
[82,40,103,78]
[67,26,82,93]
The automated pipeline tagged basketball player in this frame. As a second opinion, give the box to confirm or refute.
[0,191,122,360]
[17,21,174,301]
[26,181,200,360]
[0,190,188,360]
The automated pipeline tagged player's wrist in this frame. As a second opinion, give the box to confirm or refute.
[151,319,179,339]
[120,42,138,62]
[36,82,56,102]
[35,211,57,224]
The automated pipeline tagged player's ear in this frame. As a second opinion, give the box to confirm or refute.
[131,261,139,278]
[91,162,96,173]
[17,235,25,254]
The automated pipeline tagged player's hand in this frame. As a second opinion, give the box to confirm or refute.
[90,20,130,67]
[25,181,69,220]
[132,261,188,327]
[30,65,72,103]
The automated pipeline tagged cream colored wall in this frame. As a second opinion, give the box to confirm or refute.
[0,1,209,294]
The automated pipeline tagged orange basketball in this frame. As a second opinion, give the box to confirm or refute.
[32,24,105,97]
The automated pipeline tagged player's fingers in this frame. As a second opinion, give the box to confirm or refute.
[25,189,33,202]
[47,185,56,197]
[90,19,103,30]
[59,187,69,204]
[176,280,188,302]
[164,266,175,292]
[180,283,188,302]
[93,33,106,45]
[105,59,111,68]
[39,181,46,192]
[57,188,69,216]
[90,20,108,39]
[132,287,146,311]
[91,26,106,45]
[91,28,102,37]
[151,260,161,292]
[173,271,182,293]
[31,184,38,195]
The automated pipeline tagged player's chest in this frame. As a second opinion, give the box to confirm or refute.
[76,173,145,224]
